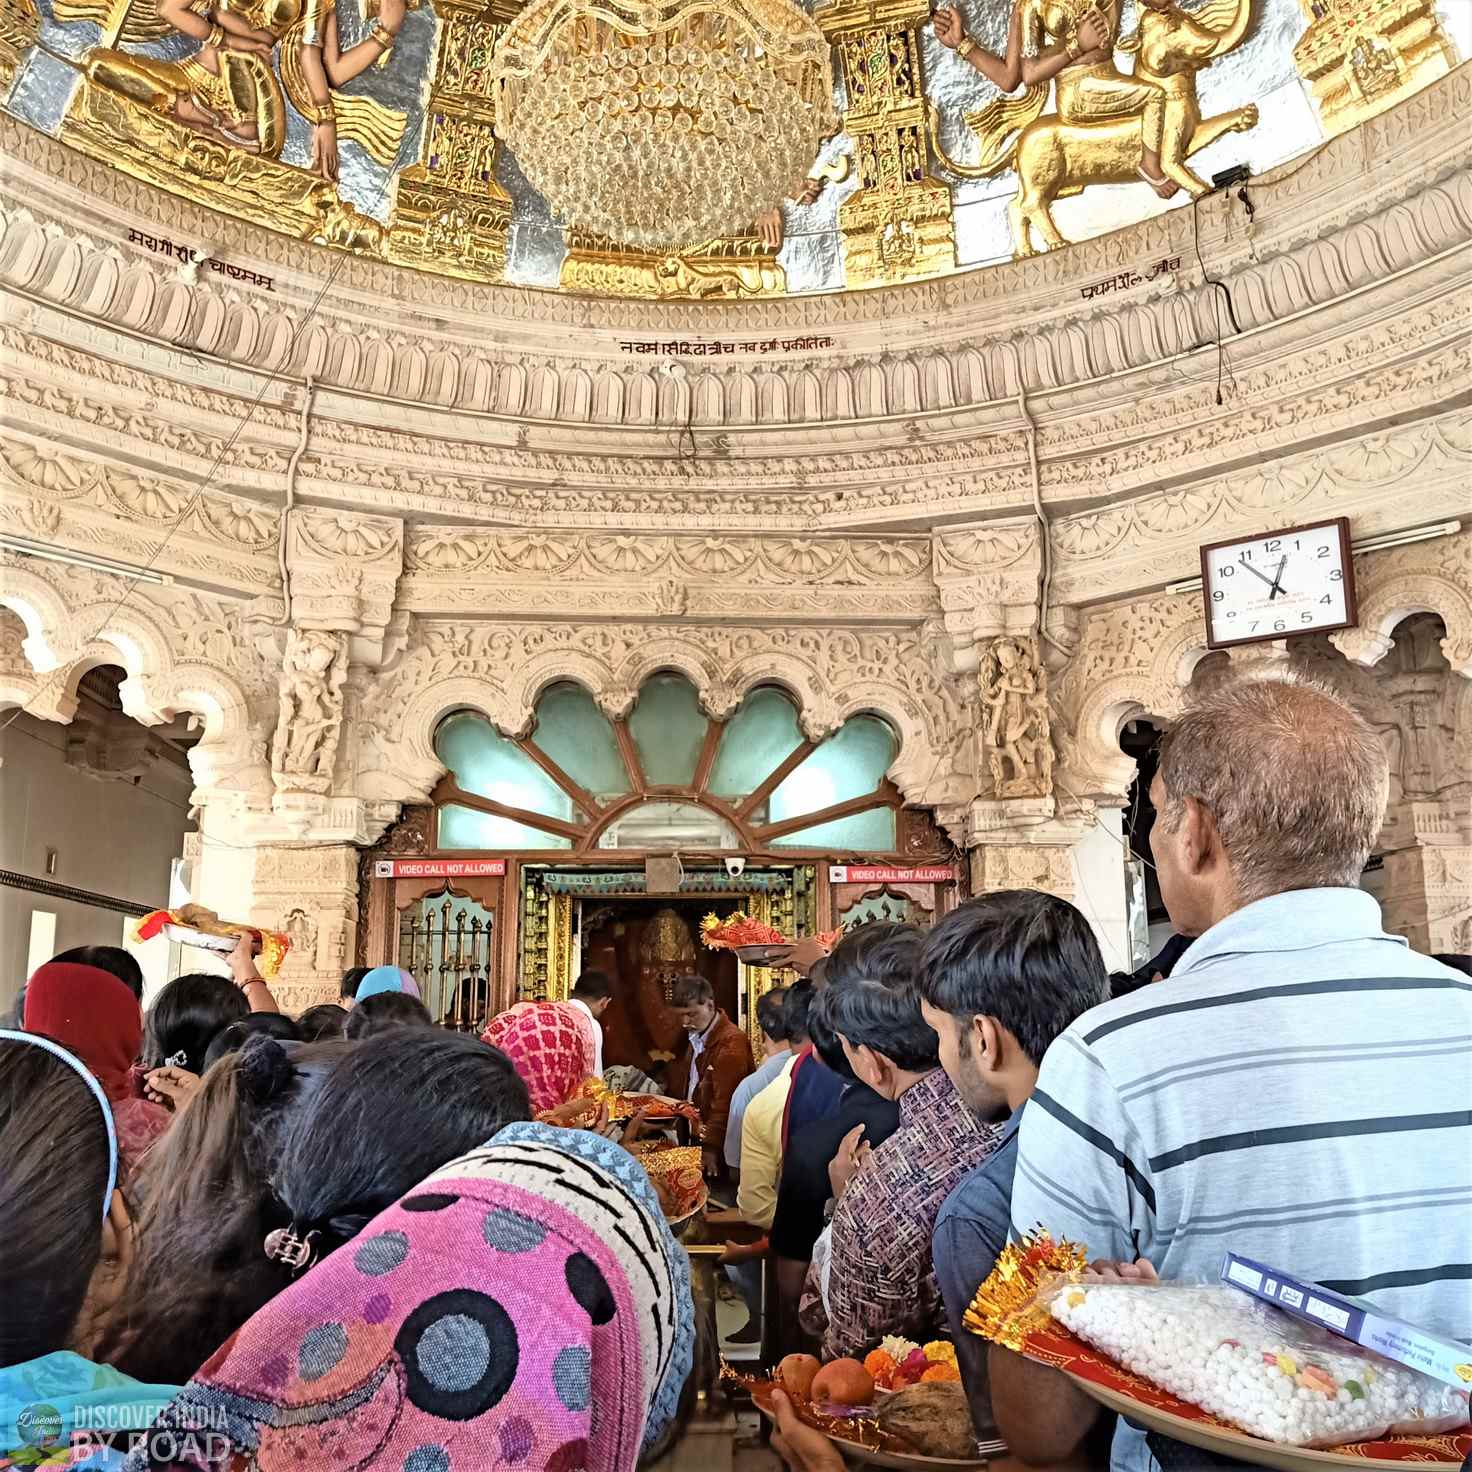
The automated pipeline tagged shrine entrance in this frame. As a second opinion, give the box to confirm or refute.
[357,671,964,1021]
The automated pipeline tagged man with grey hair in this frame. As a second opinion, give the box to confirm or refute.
[990,672,1472,1472]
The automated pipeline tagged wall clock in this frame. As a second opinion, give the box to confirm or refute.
[1199,518,1358,650]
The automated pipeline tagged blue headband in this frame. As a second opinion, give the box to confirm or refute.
[0,1029,118,1221]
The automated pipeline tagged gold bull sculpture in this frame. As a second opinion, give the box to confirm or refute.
[932,0,1258,257]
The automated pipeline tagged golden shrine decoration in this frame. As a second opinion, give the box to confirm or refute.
[1291,0,1457,136]
[825,0,955,286]
[487,0,836,250]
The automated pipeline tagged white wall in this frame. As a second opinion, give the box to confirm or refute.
[0,712,194,1013]
[1069,811,1135,976]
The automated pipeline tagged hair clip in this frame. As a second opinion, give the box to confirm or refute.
[165,1051,190,1069]
[264,1226,320,1271]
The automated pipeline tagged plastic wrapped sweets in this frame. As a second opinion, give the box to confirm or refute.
[1050,1282,1470,1448]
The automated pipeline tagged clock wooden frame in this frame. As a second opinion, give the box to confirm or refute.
[1198,516,1358,651]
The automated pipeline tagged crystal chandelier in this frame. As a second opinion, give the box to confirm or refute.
[490,0,837,251]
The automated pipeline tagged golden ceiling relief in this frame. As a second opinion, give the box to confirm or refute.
[5,0,1467,296]
[933,0,1259,255]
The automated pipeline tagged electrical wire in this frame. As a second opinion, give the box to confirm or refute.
[0,128,416,735]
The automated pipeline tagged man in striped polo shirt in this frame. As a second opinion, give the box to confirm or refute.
[991,672,1472,1471]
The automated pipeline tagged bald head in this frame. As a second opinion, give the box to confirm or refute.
[1151,672,1389,924]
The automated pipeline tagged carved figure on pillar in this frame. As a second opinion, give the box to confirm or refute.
[979,635,1055,798]
[271,628,349,793]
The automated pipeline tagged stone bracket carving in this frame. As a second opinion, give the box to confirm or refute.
[284,507,405,664]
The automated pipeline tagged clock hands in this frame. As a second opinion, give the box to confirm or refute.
[1235,554,1290,600]
[1267,555,1288,601]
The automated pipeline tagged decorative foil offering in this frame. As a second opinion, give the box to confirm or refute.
[967,1233,1471,1465]
[133,905,290,978]
[1051,1283,1468,1449]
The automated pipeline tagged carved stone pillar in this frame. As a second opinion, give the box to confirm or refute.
[185,823,361,1012]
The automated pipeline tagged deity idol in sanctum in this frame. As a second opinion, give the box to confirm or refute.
[72,0,414,180]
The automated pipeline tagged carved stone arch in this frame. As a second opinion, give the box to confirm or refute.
[76,244,122,315]
[722,652,829,734]
[0,561,73,674]
[1086,312,1127,376]
[990,339,1022,398]
[33,230,83,302]
[527,363,559,419]
[426,349,460,407]
[0,207,46,284]
[1058,321,1094,382]
[792,367,822,421]
[657,369,688,424]
[388,675,524,803]
[624,370,657,424]
[1304,239,1352,302]
[727,370,756,425]
[1340,221,1390,289]
[220,300,263,364]
[1378,200,1431,271]
[157,659,269,798]
[592,367,625,423]
[190,287,227,354]
[58,600,179,718]
[114,263,157,330]
[560,366,593,422]
[612,641,731,719]
[822,364,855,421]
[360,337,396,396]
[955,346,988,403]
[919,353,954,409]
[887,356,921,414]
[461,357,496,411]
[691,370,723,424]
[756,367,787,422]
[1263,254,1309,320]
[257,310,294,371]
[508,653,620,729]
[854,360,885,416]
[147,276,193,343]
[1332,571,1472,678]
[494,360,526,416]
[1068,678,1165,800]
[392,343,428,402]
[1412,183,1466,253]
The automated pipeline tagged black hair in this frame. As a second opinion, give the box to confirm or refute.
[782,979,815,1043]
[807,986,852,1078]
[52,945,145,1003]
[918,890,1108,1067]
[142,972,251,1074]
[0,1037,112,1365]
[827,977,939,1073]
[340,965,371,1000]
[822,921,925,992]
[671,974,714,1008]
[296,1003,349,1041]
[99,1036,351,1385]
[755,985,790,1044]
[204,1011,303,1070]
[1432,953,1472,979]
[345,991,435,1040]
[274,1030,531,1255]
[572,969,615,1002]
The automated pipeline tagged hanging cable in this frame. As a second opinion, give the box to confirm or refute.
[279,374,316,628]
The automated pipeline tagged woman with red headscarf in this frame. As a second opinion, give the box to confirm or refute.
[480,1001,598,1120]
[24,961,172,1177]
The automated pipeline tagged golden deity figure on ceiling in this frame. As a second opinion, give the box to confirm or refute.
[48,0,434,247]
[931,0,1259,256]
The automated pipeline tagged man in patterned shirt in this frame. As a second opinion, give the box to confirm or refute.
[801,968,1002,1360]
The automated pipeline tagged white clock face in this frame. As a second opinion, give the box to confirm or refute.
[1203,524,1353,647]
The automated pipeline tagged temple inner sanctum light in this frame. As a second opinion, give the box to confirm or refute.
[0,0,1469,1459]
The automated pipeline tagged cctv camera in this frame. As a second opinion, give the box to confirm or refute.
[724,856,746,878]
